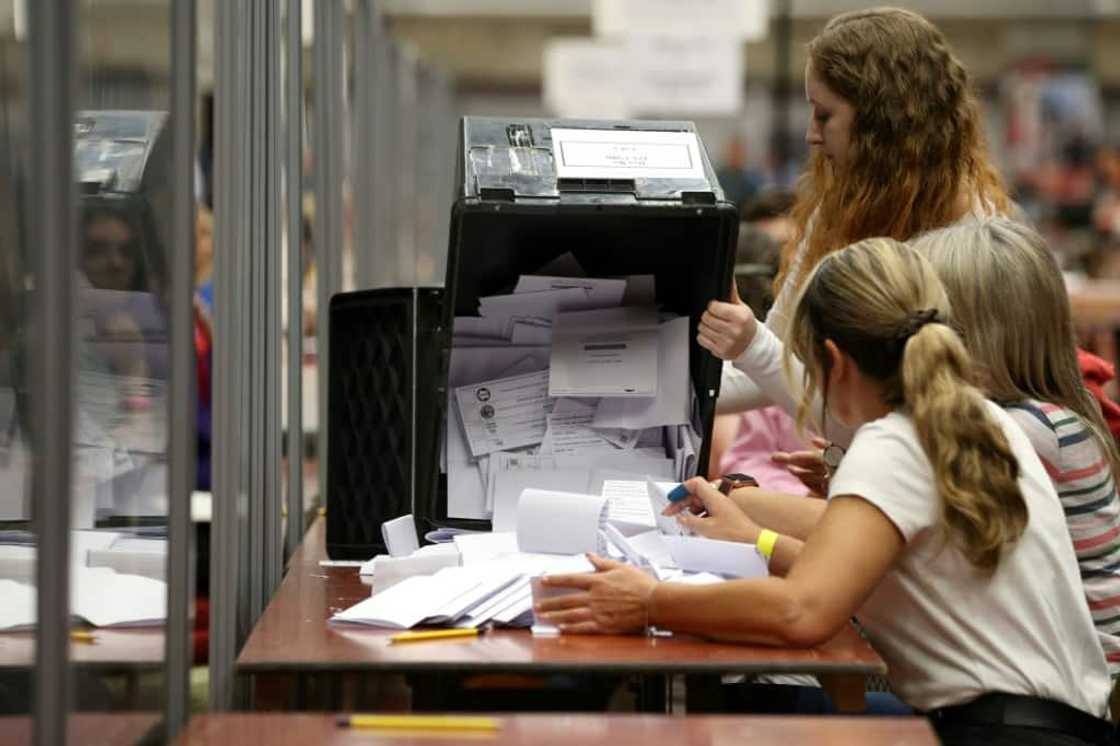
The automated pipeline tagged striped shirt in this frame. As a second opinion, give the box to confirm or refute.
[1006,399,1120,677]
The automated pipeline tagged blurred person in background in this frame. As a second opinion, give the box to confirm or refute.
[194,204,214,491]
[1091,143,1120,278]
[716,134,768,210]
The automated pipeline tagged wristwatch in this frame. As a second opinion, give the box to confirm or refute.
[718,472,759,495]
[822,443,845,474]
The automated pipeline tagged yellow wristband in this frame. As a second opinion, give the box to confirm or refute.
[756,529,779,561]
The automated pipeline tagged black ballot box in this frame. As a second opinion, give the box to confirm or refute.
[326,117,738,559]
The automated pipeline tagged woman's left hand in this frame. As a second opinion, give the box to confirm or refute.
[698,278,759,361]
[536,554,658,635]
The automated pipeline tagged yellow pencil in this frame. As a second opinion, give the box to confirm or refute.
[389,627,481,644]
[336,714,499,731]
[69,630,96,644]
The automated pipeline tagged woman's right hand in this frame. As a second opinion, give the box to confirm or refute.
[772,436,831,497]
[661,477,761,544]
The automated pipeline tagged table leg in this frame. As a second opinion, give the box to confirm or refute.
[636,675,667,712]
[818,673,865,713]
[684,674,725,713]
[125,671,139,707]
[295,672,308,710]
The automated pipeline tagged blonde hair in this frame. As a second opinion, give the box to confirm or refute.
[776,7,1009,294]
[910,218,1120,479]
[786,238,1027,571]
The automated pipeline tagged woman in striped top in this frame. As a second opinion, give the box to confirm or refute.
[911,218,1120,679]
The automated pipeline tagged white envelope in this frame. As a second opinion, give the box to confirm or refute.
[663,535,768,579]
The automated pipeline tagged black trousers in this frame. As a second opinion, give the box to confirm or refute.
[933,722,1106,746]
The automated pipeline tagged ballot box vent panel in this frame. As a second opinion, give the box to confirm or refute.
[327,289,417,559]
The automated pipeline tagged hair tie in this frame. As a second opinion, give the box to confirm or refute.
[898,308,940,340]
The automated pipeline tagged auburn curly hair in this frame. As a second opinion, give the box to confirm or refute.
[775,7,1010,294]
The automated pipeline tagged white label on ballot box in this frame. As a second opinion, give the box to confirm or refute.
[551,128,706,181]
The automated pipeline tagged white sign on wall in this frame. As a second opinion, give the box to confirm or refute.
[626,37,743,115]
[592,0,769,42]
[543,39,632,119]
[542,36,743,118]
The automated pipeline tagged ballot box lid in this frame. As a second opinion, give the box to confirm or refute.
[459,116,725,204]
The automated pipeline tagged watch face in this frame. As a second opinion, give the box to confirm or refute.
[720,473,758,491]
[823,444,845,470]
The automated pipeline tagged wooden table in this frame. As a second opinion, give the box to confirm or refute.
[0,713,161,746]
[237,519,886,712]
[0,628,164,673]
[0,627,164,707]
[176,713,937,746]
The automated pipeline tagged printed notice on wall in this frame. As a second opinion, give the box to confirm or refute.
[550,128,706,181]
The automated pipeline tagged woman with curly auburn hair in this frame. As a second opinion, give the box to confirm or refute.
[711,7,1010,453]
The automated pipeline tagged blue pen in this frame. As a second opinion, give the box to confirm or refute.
[666,483,691,502]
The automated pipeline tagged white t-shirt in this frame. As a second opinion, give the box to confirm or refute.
[829,402,1111,716]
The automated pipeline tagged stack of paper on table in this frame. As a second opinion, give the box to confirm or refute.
[444,265,699,524]
[332,489,610,630]
[0,566,167,631]
[332,483,766,631]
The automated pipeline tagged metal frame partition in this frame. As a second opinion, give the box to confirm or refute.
[28,1,76,741]
[313,0,345,507]
[285,0,304,560]
[211,0,285,710]
[352,0,378,290]
[166,0,199,737]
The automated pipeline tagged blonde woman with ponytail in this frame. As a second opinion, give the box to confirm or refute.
[539,239,1112,746]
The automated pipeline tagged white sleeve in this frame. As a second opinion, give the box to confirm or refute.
[731,323,857,447]
[828,419,933,542]
[716,363,773,414]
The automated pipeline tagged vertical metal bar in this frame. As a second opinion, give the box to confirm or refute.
[413,66,431,286]
[29,0,74,742]
[352,0,373,290]
[264,0,283,597]
[247,0,265,626]
[435,71,454,285]
[165,0,197,736]
[372,25,396,288]
[234,0,252,651]
[396,46,418,286]
[770,0,793,172]
[314,0,343,511]
[285,0,304,558]
[210,0,240,712]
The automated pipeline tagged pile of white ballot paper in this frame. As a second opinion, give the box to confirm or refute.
[329,261,768,633]
[445,264,700,525]
[331,482,768,632]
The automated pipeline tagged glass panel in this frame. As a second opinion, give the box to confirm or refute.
[72,0,176,738]
[0,0,34,722]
